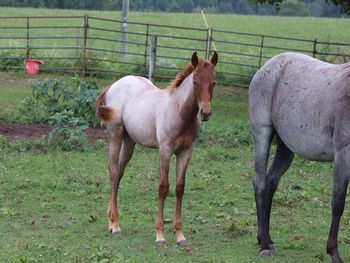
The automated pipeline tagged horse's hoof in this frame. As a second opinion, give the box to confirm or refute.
[177,239,188,246]
[155,240,166,246]
[269,244,277,252]
[259,249,274,257]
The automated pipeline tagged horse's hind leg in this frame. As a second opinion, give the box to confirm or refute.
[252,124,274,256]
[118,132,136,178]
[107,124,124,235]
[174,146,193,246]
[326,147,350,263]
[265,135,294,250]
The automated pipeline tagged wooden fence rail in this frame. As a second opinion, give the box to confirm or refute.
[0,15,349,88]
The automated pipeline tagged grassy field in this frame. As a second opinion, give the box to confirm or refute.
[1,69,350,262]
[1,7,349,42]
[0,8,349,87]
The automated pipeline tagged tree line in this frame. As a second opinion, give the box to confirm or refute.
[0,0,347,17]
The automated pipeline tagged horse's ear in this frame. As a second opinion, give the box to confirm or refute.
[191,52,199,68]
[210,51,218,67]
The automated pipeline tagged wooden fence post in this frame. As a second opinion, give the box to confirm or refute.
[258,35,264,68]
[206,28,212,60]
[312,39,317,58]
[83,15,89,77]
[148,35,157,83]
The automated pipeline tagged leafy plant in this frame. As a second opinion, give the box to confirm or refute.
[47,110,89,151]
[18,77,101,127]
[16,77,101,150]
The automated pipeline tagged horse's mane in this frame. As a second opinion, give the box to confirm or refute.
[168,64,194,90]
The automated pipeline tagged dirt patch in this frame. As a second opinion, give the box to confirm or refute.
[0,119,108,143]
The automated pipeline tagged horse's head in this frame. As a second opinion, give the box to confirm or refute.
[191,51,218,121]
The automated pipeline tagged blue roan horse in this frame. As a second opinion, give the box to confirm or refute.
[249,52,350,263]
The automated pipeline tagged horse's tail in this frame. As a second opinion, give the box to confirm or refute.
[96,85,114,123]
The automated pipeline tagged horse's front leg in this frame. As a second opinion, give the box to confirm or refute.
[174,146,193,246]
[326,147,350,263]
[155,145,171,245]
[107,125,124,235]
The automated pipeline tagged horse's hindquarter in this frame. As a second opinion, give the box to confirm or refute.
[106,76,160,148]
[250,53,350,161]
[273,82,333,160]
[271,56,347,161]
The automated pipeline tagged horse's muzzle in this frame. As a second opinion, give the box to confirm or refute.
[200,108,212,121]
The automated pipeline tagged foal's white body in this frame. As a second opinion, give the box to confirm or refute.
[106,74,199,149]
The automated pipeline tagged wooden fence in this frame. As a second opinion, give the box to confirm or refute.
[0,15,349,87]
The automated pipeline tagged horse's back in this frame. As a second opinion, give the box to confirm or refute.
[107,75,157,101]
[105,75,160,116]
[249,52,350,161]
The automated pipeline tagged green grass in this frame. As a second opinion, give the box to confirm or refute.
[0,7,349,43]
[0,8,349,86]
[1,70,350,262]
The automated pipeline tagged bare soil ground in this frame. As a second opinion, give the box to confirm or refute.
[0,119,108,142]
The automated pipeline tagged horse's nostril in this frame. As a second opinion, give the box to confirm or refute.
[200,109,212,121]
[201,109,212,116]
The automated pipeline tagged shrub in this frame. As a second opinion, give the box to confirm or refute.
[47,110,90,151]
[18,77,101,127]
[17,77,102,150]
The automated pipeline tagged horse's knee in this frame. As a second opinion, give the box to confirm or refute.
[252,174,266,194]
[176,184,185,198]
[158,184,169,199]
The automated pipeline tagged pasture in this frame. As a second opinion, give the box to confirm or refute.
[1,8,350,88]
[1,7,349,42]
[1,70,349,262]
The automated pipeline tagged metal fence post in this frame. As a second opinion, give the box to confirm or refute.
[83,15,89,77]
[258,35,265,68]
[312,39,317,58]
[120,0,129,58]
[148,35,157,83]
[26,17,30,61]
[206,28,212,60]
[144,24,149,69]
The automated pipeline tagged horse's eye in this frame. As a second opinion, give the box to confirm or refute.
[213,81,217,86]
[193,80,198,86]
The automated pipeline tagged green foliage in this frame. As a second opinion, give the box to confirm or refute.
[16,77,101,150]
[47,110,90,151]
[0,50,25,71]
[278,0,309,16]
[0,0,346,16]
[18,77,101,127]
[252,0,347,15]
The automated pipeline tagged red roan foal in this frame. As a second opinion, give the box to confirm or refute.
[96,52,218,245]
